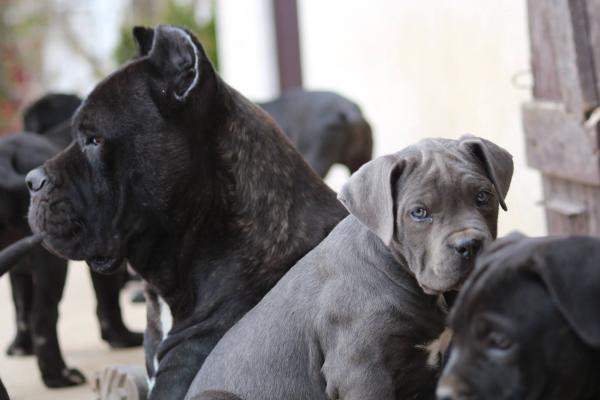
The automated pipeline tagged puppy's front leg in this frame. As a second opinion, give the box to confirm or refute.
[320,320,396,400]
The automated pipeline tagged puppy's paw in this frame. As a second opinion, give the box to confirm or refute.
[102,329,144,348]
[43,367,87,388]
[6,334,34,356]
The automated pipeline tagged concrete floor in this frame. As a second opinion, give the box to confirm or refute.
[0,261,146,400]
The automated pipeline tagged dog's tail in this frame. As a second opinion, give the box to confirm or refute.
[0,234,42,277]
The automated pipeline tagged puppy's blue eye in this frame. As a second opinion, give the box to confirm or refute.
[476,191,491,206]
[410,207,429,221]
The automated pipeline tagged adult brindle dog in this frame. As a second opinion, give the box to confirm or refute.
[26,25,346,399]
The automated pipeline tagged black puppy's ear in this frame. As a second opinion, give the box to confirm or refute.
[460,135,513,211]
[528,236,600,348]
[145,25,204,102]
[338,155,402,246]
[132,26,155,56]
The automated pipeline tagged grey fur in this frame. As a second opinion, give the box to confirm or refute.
[186,136,513,400]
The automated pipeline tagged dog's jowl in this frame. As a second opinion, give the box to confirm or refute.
[186,136,513,400]
[437,233,600,400]
[26,25,346,399]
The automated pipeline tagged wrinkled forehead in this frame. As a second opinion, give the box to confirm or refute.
[450,264,541,329]
[73,60,148,132]
[399,142,490,201]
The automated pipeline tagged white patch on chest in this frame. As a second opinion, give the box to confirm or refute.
[417,328,453,368]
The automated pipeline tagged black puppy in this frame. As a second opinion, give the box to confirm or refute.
[1,95,142,388]
[23,93,82,148]
[437,233,600,400]
[26,25,346,399]
[259,89,373,177]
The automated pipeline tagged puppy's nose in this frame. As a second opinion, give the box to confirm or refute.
[453,238,482,260]
[25,168,47,193]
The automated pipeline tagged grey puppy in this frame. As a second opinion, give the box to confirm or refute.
[259,89,373,178]
[186,136,513,400]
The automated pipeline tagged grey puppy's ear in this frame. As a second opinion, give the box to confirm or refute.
[527,236,600,348]
[338,155,402,246]
[145,25,203,102]
[132,26,155,57]
[460,135,513,211]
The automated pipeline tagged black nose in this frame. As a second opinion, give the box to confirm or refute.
[453,238,482,260]
[25,168,47,193]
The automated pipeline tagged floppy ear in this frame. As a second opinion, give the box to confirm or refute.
[460,135,513,211]
[132,26,155,57]
[338,155,402,246]
[144,25,204,102]
[528,236,600,348]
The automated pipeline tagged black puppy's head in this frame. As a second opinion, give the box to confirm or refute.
[23,93,82,134]
[0,133,59,227]
[26,25,222,273]
[338,136,513,295]
[437,233,600,400]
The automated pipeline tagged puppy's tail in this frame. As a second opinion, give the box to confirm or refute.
[0,234,42,277]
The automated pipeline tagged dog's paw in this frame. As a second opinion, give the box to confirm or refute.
[43,367,86,388]
[6,334,34,356]
[102,329,144,348]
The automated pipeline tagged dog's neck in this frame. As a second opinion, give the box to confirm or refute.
[127,84,346,320]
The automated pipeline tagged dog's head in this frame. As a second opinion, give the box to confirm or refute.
[26,25,222,273]
[338,136,513,294]
[438,233,600,400]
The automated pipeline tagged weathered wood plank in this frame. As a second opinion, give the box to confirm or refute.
[528,0,599,113]
[542,175,600,235]
[522,101,600,184]
[527,0,562,101]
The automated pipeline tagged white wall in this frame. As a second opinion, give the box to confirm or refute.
[285,1,546,236]
[215,0,279,102]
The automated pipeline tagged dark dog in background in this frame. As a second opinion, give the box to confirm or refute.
[259,89,373,178]
[187,136,513,400]
[26,26,347,399]
[1,94,141,388]
[23,93,82,148]
[437,233,600,400]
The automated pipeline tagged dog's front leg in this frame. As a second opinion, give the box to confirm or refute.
[30,247,85,387]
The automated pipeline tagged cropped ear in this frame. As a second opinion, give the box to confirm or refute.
[527,236,600,348]
[145,25,203,102]
[132,26,155,56]
[460,135,513,211]
[338,154,402,246]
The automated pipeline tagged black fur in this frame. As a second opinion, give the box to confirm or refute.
[27,26,346,399]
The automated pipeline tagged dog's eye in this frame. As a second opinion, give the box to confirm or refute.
[486,331,512,351]
[476,191,491,206]
[85,136,104,146]
[410,207,429,221]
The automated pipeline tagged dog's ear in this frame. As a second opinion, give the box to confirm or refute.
[527,236,600,348]
[132,26,155,57]
[460,135,513,211]
[338,155,402,246]
[143,25,205,103]
[0,134,58,191]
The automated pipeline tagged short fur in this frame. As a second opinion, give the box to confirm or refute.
[186,136,513,400]
[26,25,346,399]
[438,233,600,400]
[259,89,373,177]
